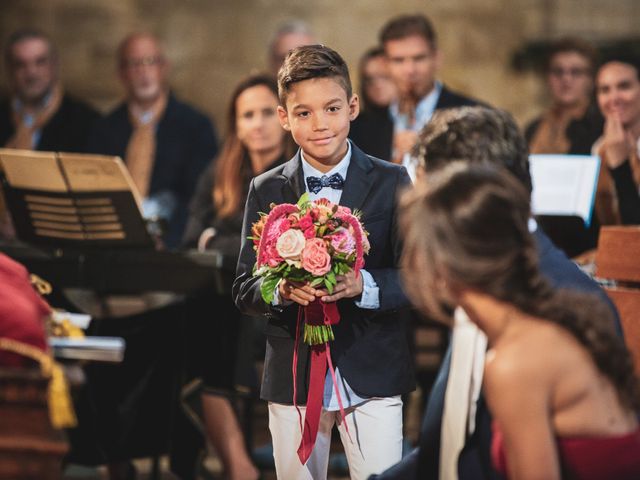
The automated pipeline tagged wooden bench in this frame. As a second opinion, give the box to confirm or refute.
[595,226,640,375]
[0,367,68,480]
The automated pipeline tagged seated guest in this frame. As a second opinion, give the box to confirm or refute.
[372,106,622,480]
[525,38,605,257]
[349,46,397,160]
[182,73,292,480]
[594,58,640,225]
[0,28,99,240]
[359,46,397,111]
[400,162,640,479]
[0,28,99,152]
[87,32,218,248]
[351,14,480,173]
[0,253,48,367]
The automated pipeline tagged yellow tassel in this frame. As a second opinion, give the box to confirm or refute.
[0,337,77,429]
[47,362,77,428]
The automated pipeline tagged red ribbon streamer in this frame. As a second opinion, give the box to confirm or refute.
[292,300,348,465]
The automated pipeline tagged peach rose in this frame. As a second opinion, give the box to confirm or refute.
[276,229,306,259]
[301,238,331,276]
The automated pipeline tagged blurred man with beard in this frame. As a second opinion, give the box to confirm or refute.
[349,14,480,179]
[88,33,218,248]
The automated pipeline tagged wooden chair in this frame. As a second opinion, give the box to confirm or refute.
[0,367,68,480]
[595,226,640,375]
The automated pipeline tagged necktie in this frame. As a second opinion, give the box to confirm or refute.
[305,173,344,194]
[439,308,488,480]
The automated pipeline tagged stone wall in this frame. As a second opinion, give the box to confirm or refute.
[0,0,638,133]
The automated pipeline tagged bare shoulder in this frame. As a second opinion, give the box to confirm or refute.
[484,322,567,401]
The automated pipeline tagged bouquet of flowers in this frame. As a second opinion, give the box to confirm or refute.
[250,192,369,344]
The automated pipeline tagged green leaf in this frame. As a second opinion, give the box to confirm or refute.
[324,277,334,293]
[297,192,310,208]
[327,270,336,285]
[260,275,280,304]
[310,277,324,287]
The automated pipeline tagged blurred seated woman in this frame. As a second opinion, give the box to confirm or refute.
[401,162,640,479]
[525,38,606,257]
[182,73,292,480]
[349,46,397,160]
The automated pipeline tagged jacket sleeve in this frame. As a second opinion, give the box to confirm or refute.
[232,179,274,316]
[365,166,413,312]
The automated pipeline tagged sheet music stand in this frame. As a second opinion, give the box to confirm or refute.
[0,149,153,249]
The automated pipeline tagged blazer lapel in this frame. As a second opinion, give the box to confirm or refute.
[339,143,375,211]
[280,150,305,203]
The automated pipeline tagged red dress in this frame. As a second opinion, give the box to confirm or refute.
[492,421,640,479]
[0,253,49,367]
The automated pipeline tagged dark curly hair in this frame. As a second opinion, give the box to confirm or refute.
[401,162,640,410]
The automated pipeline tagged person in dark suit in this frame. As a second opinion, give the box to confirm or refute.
[0,28,99,153]
[233,45,415,480]
[349,14,480,175]
[87,32,218,249]
[372,106,623,480]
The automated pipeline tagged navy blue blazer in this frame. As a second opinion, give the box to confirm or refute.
[86,93,218,248]
[233,143,416,403]
[373,228,623,480]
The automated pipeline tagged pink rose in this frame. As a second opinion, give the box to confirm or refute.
[329,227,356,254]
[301,238,331,276]
[276,229,306,259]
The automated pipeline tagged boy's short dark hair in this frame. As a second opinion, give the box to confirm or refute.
[546,37,598,74]
[277,44,352,106]
[379,14,437,50]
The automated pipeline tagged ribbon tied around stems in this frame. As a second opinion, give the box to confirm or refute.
[292,299,351,465]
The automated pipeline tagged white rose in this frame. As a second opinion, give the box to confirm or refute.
[276,229,306,259]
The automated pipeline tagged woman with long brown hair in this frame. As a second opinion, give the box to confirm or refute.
[401,162,640,479]
[183,73,292,480]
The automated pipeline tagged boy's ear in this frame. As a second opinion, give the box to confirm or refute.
[348,94,360,121]
[277,105,291,131]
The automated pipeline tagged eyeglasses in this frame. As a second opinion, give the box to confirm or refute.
[549,67,591,78]
[122,55,164,69]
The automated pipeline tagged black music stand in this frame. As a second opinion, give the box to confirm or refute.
[0,149,153,249]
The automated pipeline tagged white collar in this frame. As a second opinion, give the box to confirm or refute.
[300,140,351,181]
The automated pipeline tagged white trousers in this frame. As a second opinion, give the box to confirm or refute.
[268,396,403,480]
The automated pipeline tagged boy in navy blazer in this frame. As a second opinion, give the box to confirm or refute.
[233,45,414,479]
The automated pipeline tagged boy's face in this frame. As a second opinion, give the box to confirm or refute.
[278,77,359,170]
